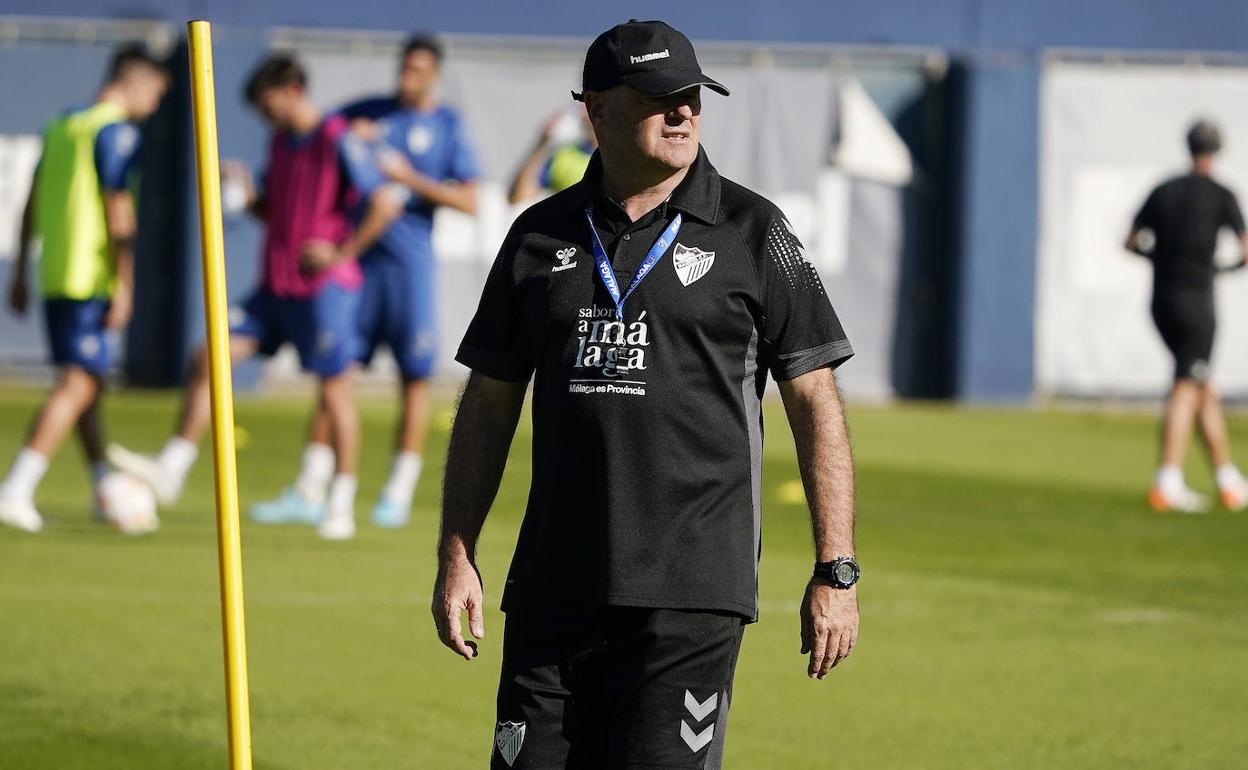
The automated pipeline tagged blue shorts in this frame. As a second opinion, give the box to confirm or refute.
[230,282,361,378]
[43,298,113,376]
[357,254,437,379]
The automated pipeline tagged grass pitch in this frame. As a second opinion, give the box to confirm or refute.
[1,388,1246,769]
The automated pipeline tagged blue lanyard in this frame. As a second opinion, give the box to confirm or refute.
[585,205,682,322]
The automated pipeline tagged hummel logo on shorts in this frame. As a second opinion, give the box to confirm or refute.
[680,689,719,752]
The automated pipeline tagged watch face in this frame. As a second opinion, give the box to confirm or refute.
[834,560,858,586]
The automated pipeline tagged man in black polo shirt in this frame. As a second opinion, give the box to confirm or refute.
[433,20,859,768]
[1126,119,1248,513]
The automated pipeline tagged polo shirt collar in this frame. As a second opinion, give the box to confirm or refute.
[580,145,721,225]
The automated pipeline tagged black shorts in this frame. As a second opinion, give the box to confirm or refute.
[1152,290,1215,382]
[491,606,746,770]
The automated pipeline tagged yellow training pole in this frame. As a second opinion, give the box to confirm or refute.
[187,20,253,770]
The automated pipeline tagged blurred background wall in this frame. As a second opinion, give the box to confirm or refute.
[1,1,1247,402]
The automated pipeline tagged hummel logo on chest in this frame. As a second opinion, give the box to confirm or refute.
[553,246,578,272]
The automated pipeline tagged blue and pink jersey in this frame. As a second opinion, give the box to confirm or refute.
[258,114,362,299]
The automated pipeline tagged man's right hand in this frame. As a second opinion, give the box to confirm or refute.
[7,275,28,316]
[432,556,485,661]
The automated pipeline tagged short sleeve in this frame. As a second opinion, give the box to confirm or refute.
[1223,188,1246,235]
[447,114,480,183]
[1133,188,1159,230]
[757,217,853,381]
[95,122,141,191]
[338,133,384,196]
[455,231,534,382]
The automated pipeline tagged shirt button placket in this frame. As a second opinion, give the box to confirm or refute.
[619,232,634,272]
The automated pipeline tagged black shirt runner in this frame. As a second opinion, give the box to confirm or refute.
[457,146,853,620]
[1133,173,1246,293]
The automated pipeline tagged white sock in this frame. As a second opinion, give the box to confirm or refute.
[326,474,357,520]
[293,443,335,505]
[380,452,423,506]
[90,461,110,488]
[158,437,198,485]
[1,448,49,501]
[1156,465,1184,494]
[1216,464,1244,490]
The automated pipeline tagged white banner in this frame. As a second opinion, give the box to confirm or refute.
[0,135,41,262]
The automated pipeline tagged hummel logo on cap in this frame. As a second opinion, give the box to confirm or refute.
[629,49,669,64]
[573,19,729,101]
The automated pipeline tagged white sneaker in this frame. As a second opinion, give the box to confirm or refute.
[317,510,356,541]
[107,444,182,505]
[1148,485,1209,514]
[1219,474,1247,512]
[0,493,44,533]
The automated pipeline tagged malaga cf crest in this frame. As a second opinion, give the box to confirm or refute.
[673,243,715,286]
[407,124,434,155]
[495,720,526,766]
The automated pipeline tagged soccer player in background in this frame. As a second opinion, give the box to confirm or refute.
[251,34,479,529]
[507,106,598,204]
[1126,119,1248,512]
[108,54,405,540]
[0,45,168,533]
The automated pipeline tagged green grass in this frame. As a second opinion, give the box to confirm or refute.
[1,388,1246,769]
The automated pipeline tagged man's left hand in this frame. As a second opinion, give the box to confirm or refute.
[800,581,858,680]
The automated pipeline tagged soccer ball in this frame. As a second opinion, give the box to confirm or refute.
[96,472,159,535]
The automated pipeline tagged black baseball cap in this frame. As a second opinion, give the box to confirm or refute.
[572,20,729,101]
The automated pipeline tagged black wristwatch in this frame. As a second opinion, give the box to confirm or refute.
[813,557,860,588]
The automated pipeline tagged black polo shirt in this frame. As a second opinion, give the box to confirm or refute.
[457,146,853,620]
